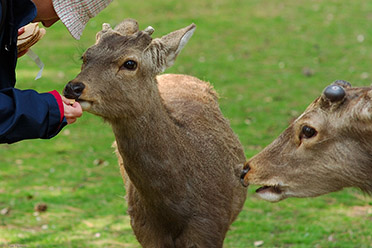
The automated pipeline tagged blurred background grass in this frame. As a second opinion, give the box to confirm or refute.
[1,0,372,247]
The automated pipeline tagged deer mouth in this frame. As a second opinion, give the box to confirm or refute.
[63,91,93,111]
[255,185,285,202]
[76,99,93,110]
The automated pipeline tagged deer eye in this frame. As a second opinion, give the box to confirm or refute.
[121,60,137,70]
[301,125,317,139]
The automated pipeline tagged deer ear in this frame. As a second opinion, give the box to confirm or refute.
[145,24,196,73]
[161,23,196,57]
[332,80,352,89]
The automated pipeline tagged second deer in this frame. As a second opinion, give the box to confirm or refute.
[241,80,372,202]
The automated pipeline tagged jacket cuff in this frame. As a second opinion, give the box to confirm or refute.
[48,90,64,122]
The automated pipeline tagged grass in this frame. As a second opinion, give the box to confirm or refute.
[1,0,372,247]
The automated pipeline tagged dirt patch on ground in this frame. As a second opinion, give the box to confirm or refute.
[347,205,372,217]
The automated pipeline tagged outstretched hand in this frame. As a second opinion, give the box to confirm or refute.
[62,96,83,124]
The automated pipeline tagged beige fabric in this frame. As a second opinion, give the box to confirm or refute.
[52,0,113,40]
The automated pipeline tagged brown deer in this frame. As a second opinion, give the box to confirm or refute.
[63,19,247,247]
[241,80,372,202]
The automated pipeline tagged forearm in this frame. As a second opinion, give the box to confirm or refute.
[0,88,67,144]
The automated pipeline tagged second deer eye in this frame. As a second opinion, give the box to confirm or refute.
[121,60,137,70]
[301,125,317,139]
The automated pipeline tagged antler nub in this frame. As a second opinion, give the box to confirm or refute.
[144,26,155,36]
[102,23,112,31]
[323,85,346,102]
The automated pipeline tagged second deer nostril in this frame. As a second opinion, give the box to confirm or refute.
[63,82,85,100]
[240,168,249,180]
[240,162,250,180]
[240,164,250,187]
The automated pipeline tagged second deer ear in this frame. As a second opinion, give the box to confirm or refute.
[145,23,196,73]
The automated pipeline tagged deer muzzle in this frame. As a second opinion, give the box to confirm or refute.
[63,82,86,100]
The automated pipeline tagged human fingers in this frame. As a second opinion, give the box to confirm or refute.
[18,27,25,36]
[17,27,27,57]
[63,102,83,124]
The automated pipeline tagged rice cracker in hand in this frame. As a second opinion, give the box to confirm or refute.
[17,23,46,54]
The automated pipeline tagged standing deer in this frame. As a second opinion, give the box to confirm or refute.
[63,19,247,247]
[241,80,372,202]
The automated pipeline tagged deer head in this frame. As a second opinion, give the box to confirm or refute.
[241,80,372,202]
[63,18,196,120]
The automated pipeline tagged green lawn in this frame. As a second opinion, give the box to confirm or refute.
[1,0,372,247]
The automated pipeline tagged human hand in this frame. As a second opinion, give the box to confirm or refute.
[17,27,29,57]
[62,96,83,124]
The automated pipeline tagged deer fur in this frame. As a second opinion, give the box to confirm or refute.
[64,18,247,247]
[241,80,372,202]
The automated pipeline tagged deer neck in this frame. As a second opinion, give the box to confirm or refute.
[355,138,372,193]
[339,133,372,193]
[109,87,185,199]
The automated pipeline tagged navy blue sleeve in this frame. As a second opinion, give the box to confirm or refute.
[0,88,67,144]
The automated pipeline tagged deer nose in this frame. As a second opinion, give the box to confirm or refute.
[63,82,85,100]
[240,162,250,187]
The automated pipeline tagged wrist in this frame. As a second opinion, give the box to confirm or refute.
[48,90,64,122]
